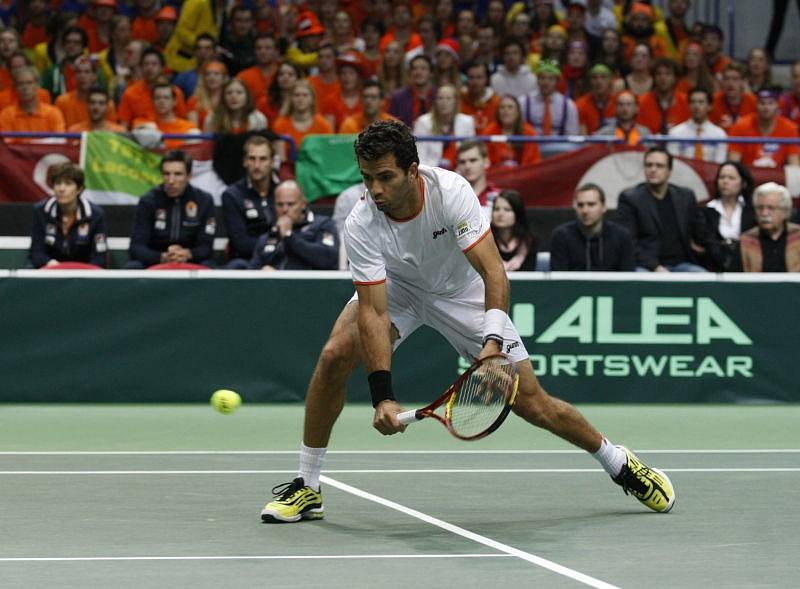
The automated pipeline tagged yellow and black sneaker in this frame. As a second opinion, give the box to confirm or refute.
[261,477,324,523]
[613,446,675,513]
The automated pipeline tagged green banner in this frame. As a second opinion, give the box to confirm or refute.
[0,275,797,403]
[81,131,162,200]
[295,134,361,201]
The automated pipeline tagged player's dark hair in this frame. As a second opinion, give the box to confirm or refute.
[161,150,193,174]
[644,146,673,170]
[354,120,419,172]
[576,182,606,204]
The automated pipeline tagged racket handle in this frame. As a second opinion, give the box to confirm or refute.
[397,409,421,425]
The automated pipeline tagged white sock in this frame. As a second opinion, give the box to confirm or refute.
[592,437,627,478]
[298,442,327,491]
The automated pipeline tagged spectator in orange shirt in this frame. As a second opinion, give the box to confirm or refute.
[481,94,541,169]
[339,80,396,134]
[577,64,616,135]
[595,91,652,146]
[701,25,731,83]
[79,0,117,55]
[329,10,363,55]
[359,19,384,79]
[0,66,65,134]
[745,48,773,95]
[0,27,20,91]
[779,60,800,128]
[558,41,591,101]
[134,81,200,149]
[378,2,422,53]
[272,80,333,161]
[460,62,500,136]
[711,62,757,131]
[55,56,118,129]
[433,39,462,90]
[67,86,125,132]
[0,51,52,112]
[320,51,365,130]
[19,0,49,49]
[118,47,187,129]
[677,41,717,95]
[621,2,669,62]
[237,33,279,105]
[188,61,228,131]
[308,43,340,113]
[729,88,800,169]
[204,78,267,134]
[257,61,300,123]
[378,41,406,98]
[638,58,690,134]
[131,0,159,44]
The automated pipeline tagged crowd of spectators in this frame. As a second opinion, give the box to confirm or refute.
[0,0,797,272]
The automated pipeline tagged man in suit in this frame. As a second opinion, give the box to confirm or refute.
[617,147,707,272]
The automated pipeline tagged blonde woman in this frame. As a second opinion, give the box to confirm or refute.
[412,84,475,169]
[204,78,268,134]
[272,80,333,160]
[188,61,228,130]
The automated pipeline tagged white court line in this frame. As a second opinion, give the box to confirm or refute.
[321,475,619,589]
[1,467,799,475]
[0,449,799,455]
[0,554,510,563]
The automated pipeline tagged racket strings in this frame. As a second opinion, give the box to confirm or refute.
[447,359,516,438]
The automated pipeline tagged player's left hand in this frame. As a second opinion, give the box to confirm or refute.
[373,400,407,435]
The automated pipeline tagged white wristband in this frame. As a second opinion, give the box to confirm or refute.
[482,308,509,343]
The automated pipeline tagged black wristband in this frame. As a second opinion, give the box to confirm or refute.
[482,334,504,347]
[368,370,395,407]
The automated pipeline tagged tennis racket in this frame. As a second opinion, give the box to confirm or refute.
[396,353,520,441]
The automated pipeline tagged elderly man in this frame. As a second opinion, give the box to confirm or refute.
[248,180,339,271]
[741,182,800,272]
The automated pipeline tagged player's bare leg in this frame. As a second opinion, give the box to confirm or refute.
[303,302,362,448]
[512,360,675,512]
[511,360,603,452]
[261,303,362,522]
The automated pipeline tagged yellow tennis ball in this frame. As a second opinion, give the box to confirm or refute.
[210,389,241,415]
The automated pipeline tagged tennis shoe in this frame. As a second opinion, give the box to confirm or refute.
[613,446,675,513]
[261,477,324,523]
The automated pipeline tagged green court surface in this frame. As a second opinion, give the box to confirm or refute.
[1,404,798,588]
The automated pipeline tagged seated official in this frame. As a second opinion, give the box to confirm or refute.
[248,180,338,271]
[126,150,216,268]
[29,162,108,268]
[741,182,800,272]
[549,183,635,271]
[222,135,279,268]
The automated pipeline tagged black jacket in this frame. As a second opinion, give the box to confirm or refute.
[693,198,757,272]
[221,175,277,260]
[248,210,339,270]
[129,184,216,267]
[29,196,108,268]
[549,219,635,271]
[616,182,699,270]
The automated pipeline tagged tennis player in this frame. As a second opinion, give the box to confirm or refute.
[261,121,675,522]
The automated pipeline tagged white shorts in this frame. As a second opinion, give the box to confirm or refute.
[349,278,530,364]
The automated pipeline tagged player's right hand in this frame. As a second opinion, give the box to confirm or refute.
[373,400,407,435]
